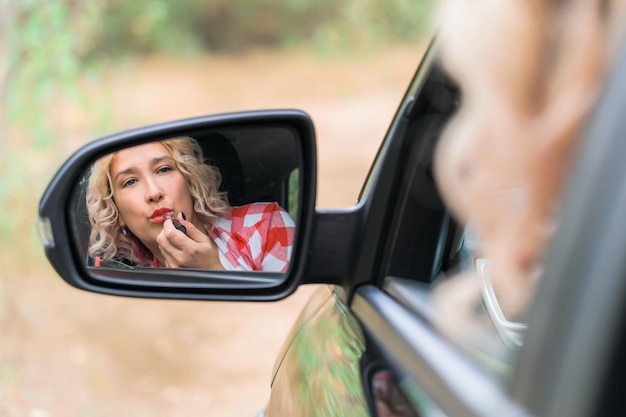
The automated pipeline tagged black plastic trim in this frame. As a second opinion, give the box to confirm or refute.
[303,207,361,285]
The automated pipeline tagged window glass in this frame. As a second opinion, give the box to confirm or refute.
[421,0,625,385]
[384,64,530,380]
[385,66,460,283]
[431,225,526,379]
[287,168,300,220]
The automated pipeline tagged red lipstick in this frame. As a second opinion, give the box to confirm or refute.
[150,207,173,223]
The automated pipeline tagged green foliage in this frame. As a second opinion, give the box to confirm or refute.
[86,0,202,58]
[0,0,109,261]
[288,168,299,220]
[290,292,368,417]
[2,0,105,149]
[88,0,436,56]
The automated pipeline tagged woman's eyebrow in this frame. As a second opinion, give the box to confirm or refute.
[113,166,136,183]
[149,155,175,166]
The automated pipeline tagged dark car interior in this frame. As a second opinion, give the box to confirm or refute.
[384,63,462,283]
[194,126,300,208]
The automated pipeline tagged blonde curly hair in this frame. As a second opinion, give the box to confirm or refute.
[86,136,230,265]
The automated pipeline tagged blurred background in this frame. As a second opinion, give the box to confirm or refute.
[0,1,434,415]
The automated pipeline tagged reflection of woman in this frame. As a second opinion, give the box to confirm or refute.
[86,136,295,272]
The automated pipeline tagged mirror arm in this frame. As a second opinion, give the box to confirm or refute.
[302,208,361,286]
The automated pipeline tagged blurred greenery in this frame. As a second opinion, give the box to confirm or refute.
[0,0,434,262]
[88,0,435,57]
[288,168,299,219]
[1,0,105,260]
[284,288,368,416]
[2,0,104,146]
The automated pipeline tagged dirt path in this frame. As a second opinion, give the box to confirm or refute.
[1,45,422,416]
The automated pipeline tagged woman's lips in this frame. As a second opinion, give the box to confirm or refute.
[150,207,173,223]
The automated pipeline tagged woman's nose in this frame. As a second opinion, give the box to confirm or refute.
[145,180,164,202]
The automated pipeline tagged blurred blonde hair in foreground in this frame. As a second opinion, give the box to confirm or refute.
[431,0,626,350]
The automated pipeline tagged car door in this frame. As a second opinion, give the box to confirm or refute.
[335,46,528,416]
[332,45,527,412]
[327,37,626,417]
[264,44,467,417]
[265,35,626,417]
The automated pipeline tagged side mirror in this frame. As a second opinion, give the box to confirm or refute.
[38,109,317,301]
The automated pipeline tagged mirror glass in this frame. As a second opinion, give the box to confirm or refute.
[68,125,301,278]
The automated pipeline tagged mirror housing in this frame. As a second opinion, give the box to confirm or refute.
[38,109,317,301]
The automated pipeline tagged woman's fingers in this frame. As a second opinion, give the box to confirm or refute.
[157,216,223,269]
[176,213,205,242]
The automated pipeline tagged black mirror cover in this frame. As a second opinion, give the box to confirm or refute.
[38,109,317,301]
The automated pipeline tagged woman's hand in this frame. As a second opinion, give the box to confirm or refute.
[156,213,224,270]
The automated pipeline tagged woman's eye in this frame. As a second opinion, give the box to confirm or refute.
[157,166,173,174]
[122,178,137,188]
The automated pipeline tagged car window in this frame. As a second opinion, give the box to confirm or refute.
[384,63,460,284]
[385,112,454,282]
[380,62,529,381]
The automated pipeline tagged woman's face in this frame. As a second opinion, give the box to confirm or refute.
[110,142,195,253]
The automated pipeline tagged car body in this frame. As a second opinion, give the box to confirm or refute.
[38,34,626,417]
